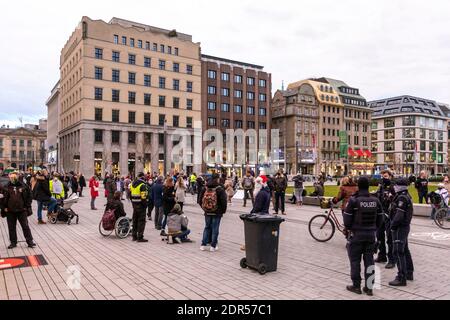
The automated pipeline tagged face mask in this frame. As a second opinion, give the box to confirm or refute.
[382,178,391,185]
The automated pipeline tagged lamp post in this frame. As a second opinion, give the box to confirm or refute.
[163,119,168,177]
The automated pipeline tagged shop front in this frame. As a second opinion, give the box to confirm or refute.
[128,153,136,178]
[94,152,103,177]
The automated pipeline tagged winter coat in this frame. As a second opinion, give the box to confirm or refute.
[251,186,271,214]
[162,186,176,214]
[274,175,288,192]
[175,184,186,203]
[89,178,99,198]
[2,180,32,214]
[105,199,127,220]
[33,175,52,202]
[151,182,164,207]
[335,184,358,210]
[198,180,228,216]
[167,211,188,233]
[79,175,87,188]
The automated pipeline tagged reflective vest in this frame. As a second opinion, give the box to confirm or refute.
[190,175,196,183]
[130,182,147,203]
[49,179,65,199]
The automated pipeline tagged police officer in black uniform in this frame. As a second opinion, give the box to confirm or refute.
[344,176,384,296]
[375,170,395,269]
[388,178,414,286]
[130,172,149,243]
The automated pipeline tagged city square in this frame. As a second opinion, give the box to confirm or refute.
[0,187,449,300]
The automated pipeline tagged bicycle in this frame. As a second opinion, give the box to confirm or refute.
[429,193,450,230]
[308,197,346,242]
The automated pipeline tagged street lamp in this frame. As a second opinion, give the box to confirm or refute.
[163,119,168,176]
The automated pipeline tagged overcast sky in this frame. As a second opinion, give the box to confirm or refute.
[1,0,449,127]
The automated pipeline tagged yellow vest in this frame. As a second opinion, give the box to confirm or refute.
[130,182,147,202]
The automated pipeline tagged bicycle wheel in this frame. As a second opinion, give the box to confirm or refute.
[309,214,336,242]
[434,208,450,230]
[115,217,132,239]
[99,220,114,237]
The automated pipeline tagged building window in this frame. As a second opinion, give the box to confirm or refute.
[403,140,415,151]
[94,108,103,121]
[173,97,180,108]
[186,117,193,128]
[94,67,103,80]
[174,47,179,56]
[128,111,136,124]
[159,114,165,126]
[187,99,193,110]
[187,81,193,93]
[128,132,136,144]
[221,119,230,128]
[94,130,103,143]
[247,77,255,86]
[112,110,120,122]
[144,93,151,106]
[207,86,216,95]
[173,115,179,128]
[186,65,193,75]
[112,69,120,82]
[222,88,230,96]
[95,48,103,59]
[112,89,120,102]
[114,35,119,44]
[235,90,243,99]
[94,87,103,100]
[173,79,180,91]
[247,106,255,115]
[112,51,120,62]
[158,134,164,145]
[159,60,166,70]
[168,46,172,54]
[384,118,395,128]
[235,120,243,128]
[259,108,267,116]
[112,131,120,143]
[208,102,216,111]
[122,36,127,45]
[27,140,32,147]
[403,128,415,139]
[160,44,165,53]
[146,41,150,50]
[208,70,217,79]
[221,103,230,112]
[247,121,255,129]
[144,74,151,87]
[159,95,166,107]
[234,105,243,113]
[259,94,266,102]
[138,40,142,48]
[247,92,255,100]
[259,122,267,129]
[128,54,136,65]
[144,113,151,125]
[144,57,151,68]
[403,116,416,126]
[159,77,166,89]
[221,72,230,82]
[128,72,136,84]
[128,91,136,104]
[259,79,266,87]
[130,38,135,47]
[384,129,394,140]
[208,117,217,127]
[173,63,179,72]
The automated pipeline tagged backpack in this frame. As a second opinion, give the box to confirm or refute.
[201,187,218,214]
[102,209,116,231]
[243,177,253,190]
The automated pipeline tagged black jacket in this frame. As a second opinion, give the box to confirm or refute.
[415,178,428,193]
[344,190,384,235]
[2,180,32,213]
[162,186,176,212]
[106,199,127,220]
[79,175,86,188]
[251,187,271,214]
[390,189,413,230]
[198,180,228,216]
[33,175,52,202]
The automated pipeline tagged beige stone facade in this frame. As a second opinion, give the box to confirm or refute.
[0,127,47,172]
[45,81,60,172]
[57,16,202,177]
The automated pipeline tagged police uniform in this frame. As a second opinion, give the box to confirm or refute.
[389,180,414,286]
[344,190,384,292]
[375,180,394,264]
[130,176,149,241]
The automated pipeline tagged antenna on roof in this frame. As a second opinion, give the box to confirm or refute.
[281,80,285,91]
[18,116,23,128]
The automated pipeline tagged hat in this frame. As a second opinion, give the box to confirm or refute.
[171,204,182,214]
[358,176,370,191]
[259,175,268,184]
[138,172,145,178]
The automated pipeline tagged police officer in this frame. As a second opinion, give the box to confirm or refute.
[1,172,36,249]
[344,176,384,296]
[375,170,395,269]
[388,178,414,286]
[130,172,149,243]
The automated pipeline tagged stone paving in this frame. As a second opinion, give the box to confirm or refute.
[1,189,449,300]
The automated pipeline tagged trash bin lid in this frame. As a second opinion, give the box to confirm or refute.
[240,213,284,223]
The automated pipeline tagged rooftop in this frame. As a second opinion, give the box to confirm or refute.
[369,95,446,118]
[201,54,264,70]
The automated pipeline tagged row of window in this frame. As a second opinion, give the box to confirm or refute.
[379,117,445,130]
[207,70,267,87]
[344,109,370,120]
[6,150,36,159]
[94,67,194,92]
[94,87,193,109]
[321,136,368,148]
[207,86,266,101]
[206,118,266,129]
[343,98,366,107]
[380,153,445,164]
[322,117,341,126]
[113,35,180,56]
[380,141,445,152]
[320,95,339,103]
[8,139,34,147]
[95,48,194,74]
[94,108,193,129]
[344,123,369,132]
[207,102,267,116]
[373,128,445,141]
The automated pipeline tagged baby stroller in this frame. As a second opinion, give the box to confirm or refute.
[49,193,80,225]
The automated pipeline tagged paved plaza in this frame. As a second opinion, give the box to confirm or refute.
[1,190,449,300]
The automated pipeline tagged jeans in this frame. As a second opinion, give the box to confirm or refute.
[274,191,286,213]
[418,191,428,204]
[37,198,57,220]
[154,206,164,229]
[174,228,191,241]
[201,215,222,248]
[91,197,97,209]
[243,189,254,207]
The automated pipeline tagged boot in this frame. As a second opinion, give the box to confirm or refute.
[407,273,414,281]
[27,242,37,248]
[374,256,387,263]
[160,230,167,237]
[137,238,148,243]
[346,285,362,295]
[363,287,373,296]
[38,219,47,225]
[8,243,17,249]
[389,278,407,287]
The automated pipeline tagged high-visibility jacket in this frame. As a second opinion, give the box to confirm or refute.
[49,179,65,199]
[190,175,197,183]
[130,181,148,203]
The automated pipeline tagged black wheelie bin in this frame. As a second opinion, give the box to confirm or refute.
[239,213,284,275]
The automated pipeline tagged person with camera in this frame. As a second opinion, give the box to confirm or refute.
[375,170,396,268]
[388,178,415,286]
[343,177,384,296]
[0,172,36,249]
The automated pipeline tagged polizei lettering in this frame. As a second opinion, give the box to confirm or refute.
[360,201,377,208]
[178,304,212,318]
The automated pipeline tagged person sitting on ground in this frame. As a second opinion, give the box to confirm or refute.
[105,191,127,221]
[310,182,324,197]
[333,176,358,213]
[167,203,191,243]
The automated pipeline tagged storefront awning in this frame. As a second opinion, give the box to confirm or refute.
[364,150,372,157]
[356,149,364,157]
[348,148,356,157]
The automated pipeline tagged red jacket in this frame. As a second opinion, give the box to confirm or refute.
[89,178,99,198]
